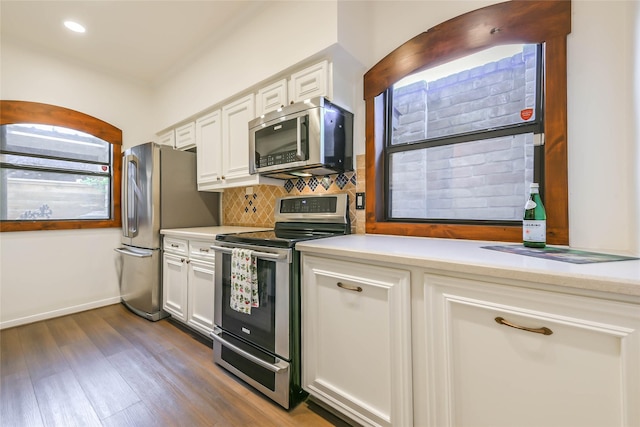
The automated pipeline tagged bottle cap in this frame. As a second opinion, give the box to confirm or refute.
[530,183,539,189]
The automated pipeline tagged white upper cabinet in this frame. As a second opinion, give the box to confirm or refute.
[221,94,253,182]
[157,129,175,148]
[174,122,196,150]
[289,60,331,104]
[221,94,259,187]
[256,79,288,116]
[195,110,223,190]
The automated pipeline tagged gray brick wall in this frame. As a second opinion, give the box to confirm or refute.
[391,46,537,220]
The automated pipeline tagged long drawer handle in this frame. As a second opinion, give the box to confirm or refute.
[495,317,553,335]
[210,329,287,373]
[337,282,363,292]
[114,248,153,258]
[211,245,288,261]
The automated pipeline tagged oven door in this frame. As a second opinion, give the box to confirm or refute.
[212,242,292,359]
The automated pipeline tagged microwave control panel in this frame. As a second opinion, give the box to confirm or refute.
[258,150,300,168]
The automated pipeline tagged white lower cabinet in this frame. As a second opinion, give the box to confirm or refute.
[301,255,413,427]
[423,273,640,427]
[163,237,215,337]
[162,252,188,321]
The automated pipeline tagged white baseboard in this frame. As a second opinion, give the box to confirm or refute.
[0,296,122,330]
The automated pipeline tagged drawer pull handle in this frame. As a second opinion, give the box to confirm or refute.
[199,248,209,252]
[337,282,362,292]
[495,317,553,335]
[171,244,179,248]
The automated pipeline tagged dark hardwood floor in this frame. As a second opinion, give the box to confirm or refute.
[0,304,346,427]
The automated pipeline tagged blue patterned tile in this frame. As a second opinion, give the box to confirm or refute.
[336,173,349,189]
[252,207,257,213]
[284,180,294,193]
[253,193,257,199]
[244,207,248,213]
[308,176,319,191]
[350,173,357,186]
[295,178,306,191]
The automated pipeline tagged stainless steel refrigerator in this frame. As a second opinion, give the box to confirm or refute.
[115,142,220,320]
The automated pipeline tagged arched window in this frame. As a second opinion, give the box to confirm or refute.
[363,0,571,244]
[0,101,122,231]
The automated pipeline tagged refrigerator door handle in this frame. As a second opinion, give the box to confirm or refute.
[122,155,129,237]
[114,247,153,258]
[123,154,139,238]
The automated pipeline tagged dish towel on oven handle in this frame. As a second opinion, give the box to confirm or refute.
[230,248,259,314]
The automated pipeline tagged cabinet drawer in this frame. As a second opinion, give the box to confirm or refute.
[163,237,188,255]
[189,239,215,262]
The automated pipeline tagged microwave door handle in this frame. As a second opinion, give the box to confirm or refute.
[295,116,304,160]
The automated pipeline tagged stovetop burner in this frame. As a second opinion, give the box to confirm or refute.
[216,194,350,248]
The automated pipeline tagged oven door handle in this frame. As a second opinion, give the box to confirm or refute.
[211,245,288,261]
[211,328,287,373]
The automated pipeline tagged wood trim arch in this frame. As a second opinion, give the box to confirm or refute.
[363,0,571,244]
[0,100,122,232]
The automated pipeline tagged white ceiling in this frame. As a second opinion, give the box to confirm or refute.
[0,1,267,86]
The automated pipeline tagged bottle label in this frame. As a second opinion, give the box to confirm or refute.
[524,200,537,210]
[523,220,546,242]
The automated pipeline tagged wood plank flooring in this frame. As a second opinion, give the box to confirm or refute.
[0,304,348,427]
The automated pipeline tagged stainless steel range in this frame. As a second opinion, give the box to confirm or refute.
[211,194,350,408]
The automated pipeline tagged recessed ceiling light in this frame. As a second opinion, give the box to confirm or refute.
[64,21,86,33]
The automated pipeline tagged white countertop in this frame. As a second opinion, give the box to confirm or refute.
[160,226,270,240]
[296,234,640,300]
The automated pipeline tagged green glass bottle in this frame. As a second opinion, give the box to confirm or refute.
[523,183,546,248]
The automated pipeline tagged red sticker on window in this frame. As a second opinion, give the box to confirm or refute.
[102,166,109,172]
[521,108,533,121]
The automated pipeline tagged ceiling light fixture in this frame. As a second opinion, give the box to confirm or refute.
[64,20,86,33]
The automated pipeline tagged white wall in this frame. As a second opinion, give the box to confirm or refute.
[0,38,155,328]
[566,0,639,255]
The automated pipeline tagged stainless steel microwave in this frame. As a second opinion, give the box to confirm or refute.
[248,97,353,179]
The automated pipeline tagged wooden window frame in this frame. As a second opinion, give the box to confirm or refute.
[363,0,571,244]
[0,100,122,232]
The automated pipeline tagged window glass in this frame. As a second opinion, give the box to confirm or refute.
[387,44,541,222]
[2,123,110,163]
[0,124,112,221]
[391,44,539,145]
[389,133,534,221]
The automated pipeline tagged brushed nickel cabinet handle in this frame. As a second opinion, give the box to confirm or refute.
[495,317,553,335]
[337,282,363,292]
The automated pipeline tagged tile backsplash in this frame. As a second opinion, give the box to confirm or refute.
[223,154,366,233]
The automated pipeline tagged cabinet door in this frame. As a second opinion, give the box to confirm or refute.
[256,79,288,115]
[195,110,223,188]
[174,122,196,150]
[424,273,640,427]
[162,252,188,322]
[289,60,331,103]
[302,255,413,427]
[221,94,255,183]
[157,129,175,148]
[187,259,215,337]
